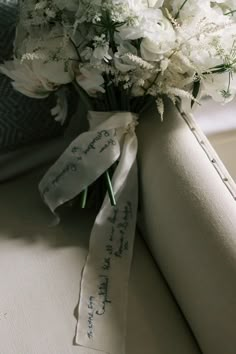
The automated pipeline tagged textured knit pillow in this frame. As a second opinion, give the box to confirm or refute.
[0,0,70,153]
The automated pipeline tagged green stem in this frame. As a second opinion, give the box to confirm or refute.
[104,170,116,206]
[225,9,236,16]
[81,188,88,209]
[175,0,189,19]
[69,38,82,62]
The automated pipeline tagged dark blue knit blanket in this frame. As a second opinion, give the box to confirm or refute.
[0,0,67,153]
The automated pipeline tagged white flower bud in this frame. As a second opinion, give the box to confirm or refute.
[76,68,105,97]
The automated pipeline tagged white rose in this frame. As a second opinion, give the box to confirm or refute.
[168,0,212,20]
[121,0,164,11]
[0,35,78,99]
[25,37,78,85]
[184,22,236,71]
[118,8,164,40]
[140,18,176,61]
[186,43,222,72]
[0,59,56,99]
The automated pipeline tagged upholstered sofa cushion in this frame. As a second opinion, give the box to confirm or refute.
[1,99,236,354]
[0,168,201,354]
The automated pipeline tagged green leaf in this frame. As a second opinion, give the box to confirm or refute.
[191,80,200,108]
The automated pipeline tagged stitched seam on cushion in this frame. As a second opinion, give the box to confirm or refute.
[180,110,236,201]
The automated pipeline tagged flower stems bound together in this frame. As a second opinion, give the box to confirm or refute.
[73,81,117,209]
[80,170,116,208]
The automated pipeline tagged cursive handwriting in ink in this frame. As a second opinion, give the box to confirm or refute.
[115,202,132,257]
[102,257,111,271]
[87,296,95,339]
[100,139,117,153]
[107,208,118,225]
[42,163,77,196]
[96,275,111,316]
[83,130,110,155]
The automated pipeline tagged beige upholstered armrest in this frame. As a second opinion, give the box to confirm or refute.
[137,103,236,354]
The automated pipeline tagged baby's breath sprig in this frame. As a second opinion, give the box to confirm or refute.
[221,73,233,100]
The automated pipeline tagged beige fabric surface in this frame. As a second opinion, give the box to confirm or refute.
[194,98,236,182]
[194,98,236,136]
[0,169,200,354]
[208,130,236,182]
[137,103,236,354]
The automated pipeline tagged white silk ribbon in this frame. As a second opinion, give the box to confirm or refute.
[39,111,139,354]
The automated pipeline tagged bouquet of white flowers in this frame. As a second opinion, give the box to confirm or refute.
[2,0,236,205]
[2,0,236,108]
[1,1,236,353]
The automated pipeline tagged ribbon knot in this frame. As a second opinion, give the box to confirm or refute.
[124,119,139,135]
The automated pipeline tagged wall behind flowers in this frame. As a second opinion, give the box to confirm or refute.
[0,0,74,153]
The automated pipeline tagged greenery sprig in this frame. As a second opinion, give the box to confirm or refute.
[175,0,189,19]
[225,10,236,16]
